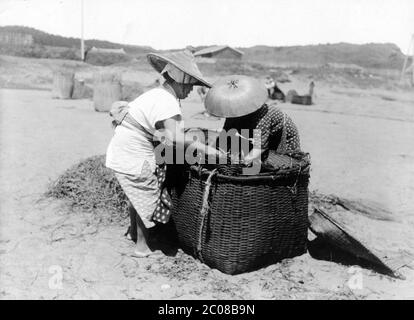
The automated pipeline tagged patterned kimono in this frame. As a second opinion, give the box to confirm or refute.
[220,103,301,159]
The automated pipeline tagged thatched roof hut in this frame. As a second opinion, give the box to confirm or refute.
[194,45,244,60]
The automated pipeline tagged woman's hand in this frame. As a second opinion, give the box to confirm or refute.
[241,149,263,175]
[162,118,229,164]
[242,148,263,165]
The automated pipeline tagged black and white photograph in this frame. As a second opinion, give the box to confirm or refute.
[0,0,414,302]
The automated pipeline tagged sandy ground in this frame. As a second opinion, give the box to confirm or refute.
[1,58,414,299]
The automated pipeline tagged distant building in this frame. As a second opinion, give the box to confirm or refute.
[89,47,126,55]
[85,46,131,65]
[185,45,197,54]
[0,32,34,47]
[194,45,243,60]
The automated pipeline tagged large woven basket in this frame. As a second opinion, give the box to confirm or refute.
[169,154,310,275]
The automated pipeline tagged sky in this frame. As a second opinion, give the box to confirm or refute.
[0,0,413,51]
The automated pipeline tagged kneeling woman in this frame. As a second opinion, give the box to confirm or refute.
[205,75,301,166]
[106,51,222,257]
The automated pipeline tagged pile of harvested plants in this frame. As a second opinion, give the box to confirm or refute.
[45,155,128,222]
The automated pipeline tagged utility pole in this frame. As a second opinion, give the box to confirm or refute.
[81,0,85,61]
[400,34,414,86]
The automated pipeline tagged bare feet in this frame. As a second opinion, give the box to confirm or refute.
[131,250,162,258]
[130,236,161,258]
[135,238,151,253]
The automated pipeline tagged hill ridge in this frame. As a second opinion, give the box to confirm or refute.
[0,25,408,69]
[0,25,154,54]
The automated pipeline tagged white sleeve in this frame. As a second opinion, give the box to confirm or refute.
[149,92,182,128]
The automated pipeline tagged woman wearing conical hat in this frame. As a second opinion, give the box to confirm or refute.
[106,50,223,257]
[205,75,301,166]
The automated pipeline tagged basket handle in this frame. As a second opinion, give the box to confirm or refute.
[196,169,217,262]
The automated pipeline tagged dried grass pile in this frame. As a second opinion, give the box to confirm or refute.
[93,72,122,112]
[51,69,75,99]
[45,155,128,222]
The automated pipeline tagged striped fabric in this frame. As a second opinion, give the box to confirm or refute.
[114,161,172,229]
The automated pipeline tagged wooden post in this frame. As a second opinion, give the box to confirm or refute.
[410,64,414,87]
[51,70,75,99]
[93,72,122,112]
[80,0,85,61]
[411,70,414,87]
[309,81,315,97]
[400,34,414,86]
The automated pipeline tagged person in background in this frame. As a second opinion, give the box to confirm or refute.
[106,50,223,257]
[265,75,285,101]
[265,75,276,96]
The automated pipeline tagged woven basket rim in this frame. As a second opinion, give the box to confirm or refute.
[190,164,310,182]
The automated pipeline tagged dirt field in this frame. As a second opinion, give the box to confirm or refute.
[1,55,414,299]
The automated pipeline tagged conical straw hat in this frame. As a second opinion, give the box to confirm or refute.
[147,50,211,88]
[205,75,268,117]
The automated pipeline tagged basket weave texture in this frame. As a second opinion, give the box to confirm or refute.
[169,153,310,274]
